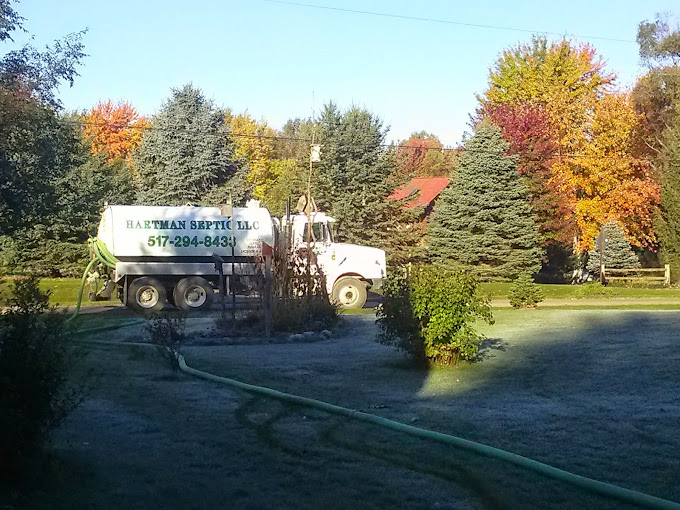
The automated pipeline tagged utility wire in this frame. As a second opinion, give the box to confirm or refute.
[63,118,653,163]
[260,0,636,44]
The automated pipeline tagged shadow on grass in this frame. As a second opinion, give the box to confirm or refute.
[473,337,507,362]
[407,310,680,508]
[19,307,680,510]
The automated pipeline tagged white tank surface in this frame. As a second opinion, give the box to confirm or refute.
[97,205,275,258]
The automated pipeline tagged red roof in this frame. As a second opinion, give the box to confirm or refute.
[389,177,450,209]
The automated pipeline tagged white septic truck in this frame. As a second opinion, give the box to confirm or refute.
[95,202,386,311]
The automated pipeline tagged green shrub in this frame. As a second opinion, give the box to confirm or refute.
[509,273,544,309]
[573,281,614,298]
[376,266,493,366]
[0,277,83,481]
[0,234,88,278]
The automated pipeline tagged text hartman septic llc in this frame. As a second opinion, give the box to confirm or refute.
[125,220,260,231]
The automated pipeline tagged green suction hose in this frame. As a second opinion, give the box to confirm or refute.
[67,238,120,323]
[177,354,680,510]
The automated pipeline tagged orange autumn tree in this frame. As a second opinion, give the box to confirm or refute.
[563,93,660,250]
[84,100,148,167]
[481,37,659,252]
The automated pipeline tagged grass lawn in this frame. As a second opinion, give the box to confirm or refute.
[3,277,680,308]
[481,281,680,299]
[8,309,679,509]
[0,278,117,307]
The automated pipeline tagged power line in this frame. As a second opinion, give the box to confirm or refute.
[63,118,652,164]
[260,0,636,44]
[62,119,300,143]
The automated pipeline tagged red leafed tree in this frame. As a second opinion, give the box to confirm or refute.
[393,132,456,182]
[84,100,148,166]
[484,103,577,245]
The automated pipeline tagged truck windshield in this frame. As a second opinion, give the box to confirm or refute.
[304,222,325,243]
[302,221,334,244]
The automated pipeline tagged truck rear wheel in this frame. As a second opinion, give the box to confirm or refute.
[128,277,166,313]
[332,277,367,310]
[173,277,213,311]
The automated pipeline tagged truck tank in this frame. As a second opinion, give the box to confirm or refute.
[97,205,275,260]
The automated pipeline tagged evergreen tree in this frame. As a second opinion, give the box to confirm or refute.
[134,84,240,205]
[634,15,680,280]
[509,273,544,309]
[428,121,542,280]
[656,120,680,278]
[586,221,640,275]
[312,103,405,255]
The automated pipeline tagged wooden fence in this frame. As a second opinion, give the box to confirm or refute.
[602,264,671,286]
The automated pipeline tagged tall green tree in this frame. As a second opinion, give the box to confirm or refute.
[0,89,73,235]
[0,2,133,276]
[637,14,680,67]
[632,14,680,158]
[0,111,135,276]
[0,0,86,108]
[634,15,680,278]
[312,103,399,249]
[429,121,542,280]
[0,0,87,235]
[134,85,240,205]
[0,0,23,43]
[655,118,680,277]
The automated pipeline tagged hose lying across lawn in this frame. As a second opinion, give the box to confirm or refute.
[68,238,119,323]
[66,256,680,509]
[176,352,680,510]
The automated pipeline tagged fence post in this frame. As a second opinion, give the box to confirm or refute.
[265,254,272,338]
[665,264,671,286]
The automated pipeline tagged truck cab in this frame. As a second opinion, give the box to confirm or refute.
[288,212,386,309]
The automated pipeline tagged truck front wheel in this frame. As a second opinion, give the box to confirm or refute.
[173,277,213,311]
[331,277,367,310]
[128,277,166,313]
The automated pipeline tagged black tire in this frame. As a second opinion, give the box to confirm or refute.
[331,277,367,309]
[173,277,213,311]
[128,277,166,313]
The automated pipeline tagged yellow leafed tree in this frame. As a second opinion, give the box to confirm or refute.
[228,112,299,208]
[562,93,660,250]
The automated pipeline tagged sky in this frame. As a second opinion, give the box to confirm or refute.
[6,0,680,146]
